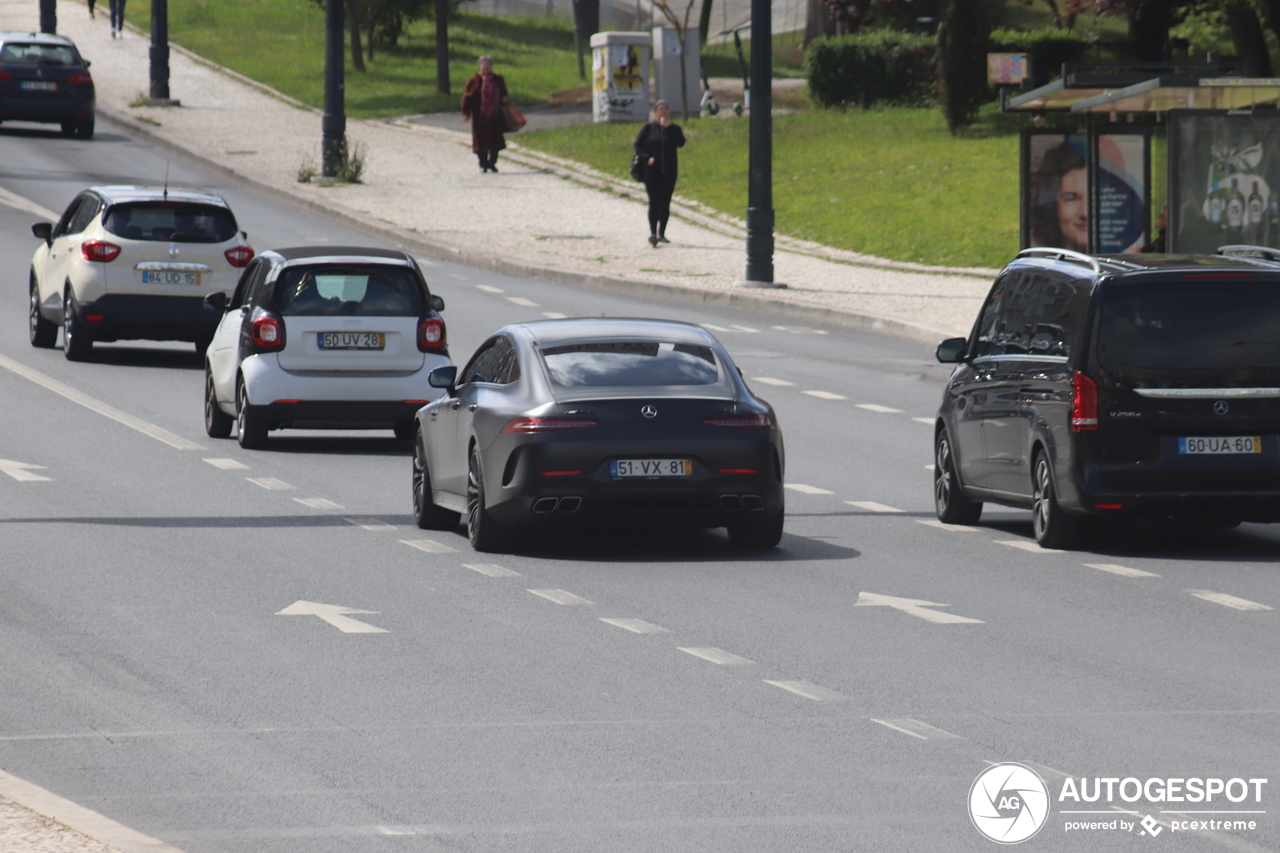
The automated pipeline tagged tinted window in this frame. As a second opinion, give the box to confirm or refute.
[0,42,80,65]
[1097,280,1280,387]
[970,273,1014,358]
[103,203,237,243]
[1027,276,1087,357]
[459,338,507,385]
[491,337,519,384]
[54,194,90,238]
[276,265,424,317]
[67,195,102,235]
[541,341,720,387]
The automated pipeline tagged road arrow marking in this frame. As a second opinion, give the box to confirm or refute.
[854,591,984,624]
[0,459,53,482]
[275,600,388,633]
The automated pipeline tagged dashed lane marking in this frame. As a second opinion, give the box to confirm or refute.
[506,296,539,307]
[772,325,829,335]
[542,312,567,319]
[916,519,976,532]
[1188,590,1273,611]
[846,501,905,513]
[701,324,731,332]
[344,517,396,530]
[730,325,759,332]
[996,539,1064,554]
[856,403,904,414]
[679,647,754,665]
[400,539,457,554]
[802,390,847,400]
[294,498,343,510]
[752,377,795,386]
[246,477,294,490]
[784,483,834,495]
[871,718,963,741]
[475,284,503,292]
[1085,563,1160,578]
[912,417,935,424]
[764,680,845,701]
[462,563,521,577]
[599,618,668,634]
[203,458,250,470]
[528,589,592,606]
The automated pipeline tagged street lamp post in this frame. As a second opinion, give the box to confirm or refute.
[39,0,55,34]
[322,0,347,180]
[149,0,172,102]
[743,0,775,284]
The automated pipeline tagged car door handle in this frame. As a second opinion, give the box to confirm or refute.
[468,404,477,412]
[451,400,461,411]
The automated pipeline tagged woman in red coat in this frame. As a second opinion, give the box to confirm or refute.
[461,55,509,173]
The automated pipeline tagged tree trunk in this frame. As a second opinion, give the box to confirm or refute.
[365,3,376,61]
[573,0,598,81]
[676,25,690,119]
[347,0,366,73]
[435,0,450,95]
[1226,1,1273,77]
[1126,0,1174,63]
[1260,0,1280,61]
[804,0,834,47]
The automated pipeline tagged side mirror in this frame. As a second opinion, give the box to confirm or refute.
[431,294,445,312]
[203,291,229,311]
[31,222,52,242]
[84,60,92,68]
[428,365,458,394]
[935,337,966,364]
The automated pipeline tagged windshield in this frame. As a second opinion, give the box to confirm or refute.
[1097,280,1280,388]
[541,341,721,387]
[103,203,237,243]
[0,43,81,65]
[277,265,424,317]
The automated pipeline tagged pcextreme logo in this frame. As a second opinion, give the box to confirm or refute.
[969,763,1051,844]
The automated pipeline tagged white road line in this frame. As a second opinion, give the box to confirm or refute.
[856,403,904,414]
[293,498,344,510]
[542,312,567,319]
[0,186,59,220]
[344,517,396,530]
[462,563,521,577]
[730,325,759,332]
[0,459,52,482]
[678,647,754,665]
[785,483,834,495]
[0,354,204,450]
[599,617,668,634]
[752,377,795,386]
[1085,563,1161,578]
[996,539,1064,554]
[846,501,905,513]
[529,589,593,605]
[476,284,504,292]
[1188,590,1273,611]
[506,296,539,307]
[203,458,250,470]
[701,324,731,331]
[246,477,294,490]
[915,519,977,532]
[871,718,963,741]
[764,680,844,701]
[912,417,935,424]
[772,325,829,335]
[802,390,847,400]
[400,539,457,554]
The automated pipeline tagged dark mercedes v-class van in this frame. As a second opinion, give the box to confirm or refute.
[932,246,1280,548]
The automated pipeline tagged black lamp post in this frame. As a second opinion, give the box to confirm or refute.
[149,0,171,102]
[322,0,347,179]
[39,0,55,34]
[744,0,775,284]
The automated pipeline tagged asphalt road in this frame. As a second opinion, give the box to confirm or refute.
[2,120,1279,853]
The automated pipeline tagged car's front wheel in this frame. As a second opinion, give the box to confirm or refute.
[62,290,93,361]
[467,447,515,553]
[29,274,56,348]
[1031,450,1084,549]
[934,427,982,525]
[205,367,233,438]
[413,429,461,530]
[236,380,268,449]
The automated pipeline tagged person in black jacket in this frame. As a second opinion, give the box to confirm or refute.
[633,100,686,246]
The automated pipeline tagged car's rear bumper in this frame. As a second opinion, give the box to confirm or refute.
[250,400,428,429]
[72,294,220,342]
[0,94,94,123]
[1067,465,1280,521]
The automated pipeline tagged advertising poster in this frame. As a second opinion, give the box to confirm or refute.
[1168,110,1280,253]
[1021,130,1149,253]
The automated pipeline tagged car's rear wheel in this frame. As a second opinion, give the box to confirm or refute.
[727,507,784,550]
[413,430,461,530]
[467,447,515,552]
[1032,450,1084,549]
[204,367,233,438]
[75,119,94,140]
[60,121,76,137]
[393,420,415,441]
[236,380,268,449]
[62,290,93,361]
[934,427,982,525]
[29,274,56,348]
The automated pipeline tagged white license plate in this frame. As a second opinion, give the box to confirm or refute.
[21,81,56,91]
[318,332,385,350]
[141,271,201,285]
[1178,436,1262,455]
[611,458,692,478]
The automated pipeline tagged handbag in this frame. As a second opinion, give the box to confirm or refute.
[502,105,526,132]
[630,154,645,182]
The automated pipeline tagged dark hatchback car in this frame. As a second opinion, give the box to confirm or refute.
[0,33,95,138]
[932,246,1280,548]
[411,318,786,552]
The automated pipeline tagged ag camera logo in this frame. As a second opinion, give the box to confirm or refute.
[969,763,1050,844]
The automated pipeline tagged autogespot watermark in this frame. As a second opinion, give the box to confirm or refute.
[969,766,1269,844]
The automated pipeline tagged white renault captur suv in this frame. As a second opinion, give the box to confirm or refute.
[29,186,254,360]
[203,246,452,449]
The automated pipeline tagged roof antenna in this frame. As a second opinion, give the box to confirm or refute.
[163,162,170,200]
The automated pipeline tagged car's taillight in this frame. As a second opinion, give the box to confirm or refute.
[703,414,773,429]
[0,70,11,82]
[250,307,285,352]
[67,71,92,84]
[1070,370,1098,431]
[500,417,598,433]
[224,245,254,267]
[418,315,446,352]
[81,240,121,262]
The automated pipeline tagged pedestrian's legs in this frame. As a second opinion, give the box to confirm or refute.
[87,0,95,18]
[476,152,489,172]
[644,178,661,244]
[487,151,499,172]
[654,175,676,239]
[108,0,125,33]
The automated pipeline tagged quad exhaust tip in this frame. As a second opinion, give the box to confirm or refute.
[533,496,582,513]
[721,494,765,511]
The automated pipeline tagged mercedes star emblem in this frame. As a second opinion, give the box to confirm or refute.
[641,405,658,418]
[1213,400,1229,415]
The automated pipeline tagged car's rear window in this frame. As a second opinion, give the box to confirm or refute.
[1097,280,1280,387]
[0,43,80,65]
[276,265,424,317]
[540,341,720,387]
[103,203,237,243]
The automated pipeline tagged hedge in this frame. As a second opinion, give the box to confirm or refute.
[805,32,937,109]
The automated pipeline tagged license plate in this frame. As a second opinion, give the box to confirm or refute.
[1178,436,1262,455]
[20,81,56,91]
[611,458,692,478]
[318,332,385,350]
[141,271,201,285]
